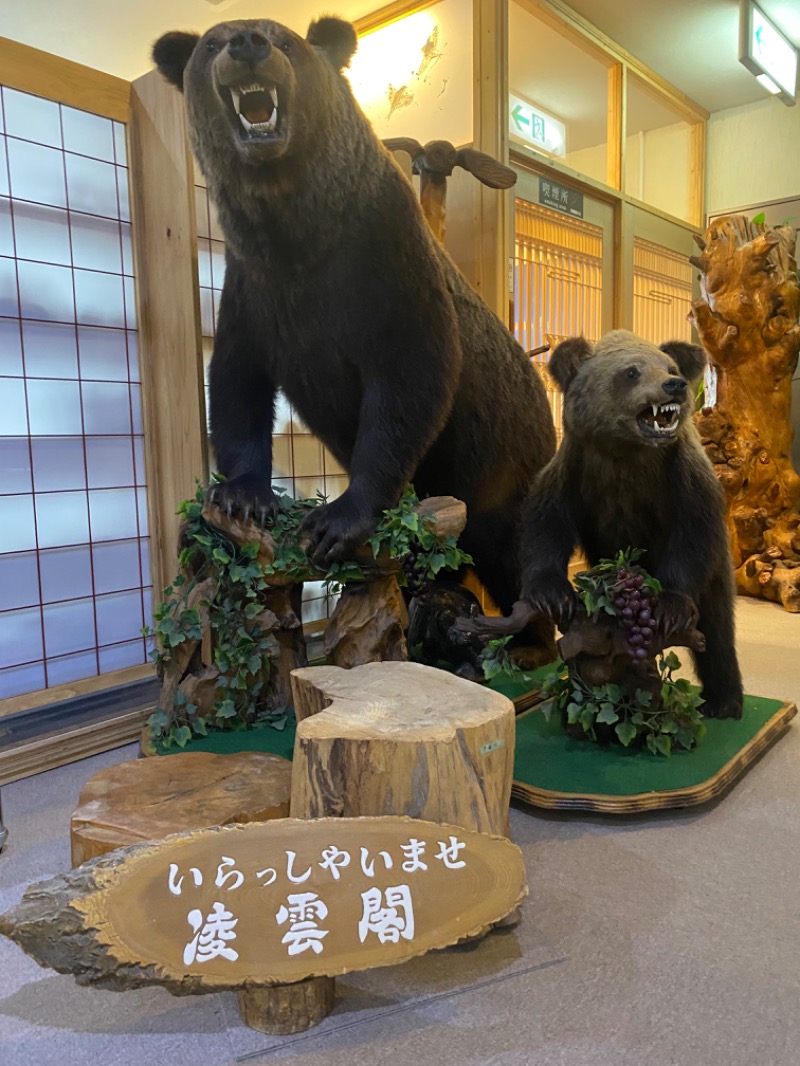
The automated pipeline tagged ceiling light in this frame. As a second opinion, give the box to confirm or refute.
[739,0,798,106]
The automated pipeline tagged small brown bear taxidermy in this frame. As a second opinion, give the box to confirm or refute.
[151,17,556,620]
[519,330,743,719]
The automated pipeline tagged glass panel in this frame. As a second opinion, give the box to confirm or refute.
[197,237,212,288]
[47,649,98,685]
[121,222,133,275]
[70,212,123,273]
[127,331,139,381]
[92,538,141,594]
[0,378,29,435]
[95,588,143,645]
[0,318,23,374]
[195,186,209,238]
[124,276,136,327]
[324,474,348,501]
[625,75,693,223]
[199,287,215,337]
[39,544,93,602]
[0,489,34,551]
[0,138,9,197]
[42,596,96,656]
[0,661,46,698]
[99,639,145,673]
[0,607,43,668]
[0,196,14,256]
[26,378,82,435]
[74,267,125,327]
[0,551,39,610]
[18,259,75,322]
[7,139,67,208]
[113,122,127,166]
[293,435,323,477]
[137,487,149,536]
[116,166,130,223]
[0,254,20,317]
[140,539,151,587]
[31,436,86,491]
[85,436,135,488]
[88,487,138,541]
[509,2,613,186]
[61,107,115,162]
[133,436,146,484]
[0,438,32,493]
[130,383,142,433]
[633,237,694,344]
[3,89,62,148]
[78,325,128,380]
[65,154,118,217]
[13,202,71,266]
[81,380,132,434]
[210,241,226,288]
[35,490,90,548]
[22,320,79,378]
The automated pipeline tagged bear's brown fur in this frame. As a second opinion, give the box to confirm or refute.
[152,17,556,616]
[520,330,743,718]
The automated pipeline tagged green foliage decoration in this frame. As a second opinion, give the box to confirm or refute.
[573,547,661,619]
[146,482,472,749]
[541,651,706,757]
[479,636,535,686]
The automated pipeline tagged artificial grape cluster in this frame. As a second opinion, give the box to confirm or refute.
[402,543,433,603]
[613,566,658,662]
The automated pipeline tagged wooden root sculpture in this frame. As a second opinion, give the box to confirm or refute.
[383,137,517,243]
[690,214,800,611]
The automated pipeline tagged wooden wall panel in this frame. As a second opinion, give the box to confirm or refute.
[128,69,207,602]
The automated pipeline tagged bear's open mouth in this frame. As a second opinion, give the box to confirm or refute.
[229,83,281,138]
[636,402,681,438]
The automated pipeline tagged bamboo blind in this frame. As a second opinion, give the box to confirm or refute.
[632,236,693,344]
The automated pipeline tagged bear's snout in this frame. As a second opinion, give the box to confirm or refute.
[228,31,271,67]
[661,376,687,398]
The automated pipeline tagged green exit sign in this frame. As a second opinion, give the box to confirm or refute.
[509,94,566,156]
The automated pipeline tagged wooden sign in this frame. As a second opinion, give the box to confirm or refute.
[0,817,527,995]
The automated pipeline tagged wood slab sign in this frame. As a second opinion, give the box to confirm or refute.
[0,816,527,995]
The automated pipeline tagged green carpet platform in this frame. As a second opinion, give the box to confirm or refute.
[146,670,796,815]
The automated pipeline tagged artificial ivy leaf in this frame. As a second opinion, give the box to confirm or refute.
[566,701,582,724]
[247,653,263,675]
[635,689,653,707]
[579,706,596,732]
[662,651,681,672]
[216,699,237,719]
[654,735,672,757]
[597,703,620,725]
[173,725,192,748]
[646,733,658,754]
[615,720,637,747]
[675,728,695,750]
[173,689,187,707]
[660,716,679,734]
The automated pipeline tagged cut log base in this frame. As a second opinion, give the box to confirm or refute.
[236,977,336,1035]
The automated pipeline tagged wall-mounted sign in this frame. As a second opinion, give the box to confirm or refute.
[739,0,798,106]
[508,94,566,157]
[538,177,584,219]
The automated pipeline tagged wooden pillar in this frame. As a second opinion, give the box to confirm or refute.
[606,62,625,191]
[128,69,207,601]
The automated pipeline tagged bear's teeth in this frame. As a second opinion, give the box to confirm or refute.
[239,109,279,133]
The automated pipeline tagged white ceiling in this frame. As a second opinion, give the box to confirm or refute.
[3,0,799,114]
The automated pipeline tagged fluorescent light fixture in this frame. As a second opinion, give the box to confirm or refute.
[739,0,798,105]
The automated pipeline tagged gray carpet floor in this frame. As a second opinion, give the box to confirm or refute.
[1,596,799,1066]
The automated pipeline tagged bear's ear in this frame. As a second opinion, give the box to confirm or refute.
[659,341,706,382]
[152,31,200,91]
[548,337,593,394]
[307,17,358,71]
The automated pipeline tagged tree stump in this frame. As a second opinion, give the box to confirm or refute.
[690,214,800,611]
[290,661,515,836]
[70,752,293,867]
[323,577,409,668]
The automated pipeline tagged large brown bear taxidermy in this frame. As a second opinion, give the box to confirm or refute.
[152,17,556,617]
[519,330,743,719]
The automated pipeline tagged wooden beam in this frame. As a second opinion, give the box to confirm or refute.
[606,62,625,191]
[128,69,208,603]
[689,120,707,230]
[0,36,130,121]
[354,0,443,36]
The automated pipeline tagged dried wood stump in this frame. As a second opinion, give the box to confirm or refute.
[290,661,515,836]
[690,214,800,610]
[70,752,293,867]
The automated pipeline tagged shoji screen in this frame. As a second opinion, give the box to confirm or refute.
[0,86,151,699]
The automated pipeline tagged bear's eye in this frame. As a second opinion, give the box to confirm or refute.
[206,40,220,54]
[626,367,640,381]
[278,38,293,55]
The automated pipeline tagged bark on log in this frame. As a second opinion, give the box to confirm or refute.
[290,661,515,837]
[70,752,293,868]
[323,577,409,668]
[236,979,336,1035]
[690,214,800,611]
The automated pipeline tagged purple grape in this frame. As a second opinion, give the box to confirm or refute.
[638,609,651,624]
[634,647,648,660]
[622,607,634,620]
[640,626,653,640]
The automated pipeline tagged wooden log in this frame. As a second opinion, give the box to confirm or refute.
[290,661,515,837]
[237,979,335,1035]
[70,752,292,867]
[323,577,409,668]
